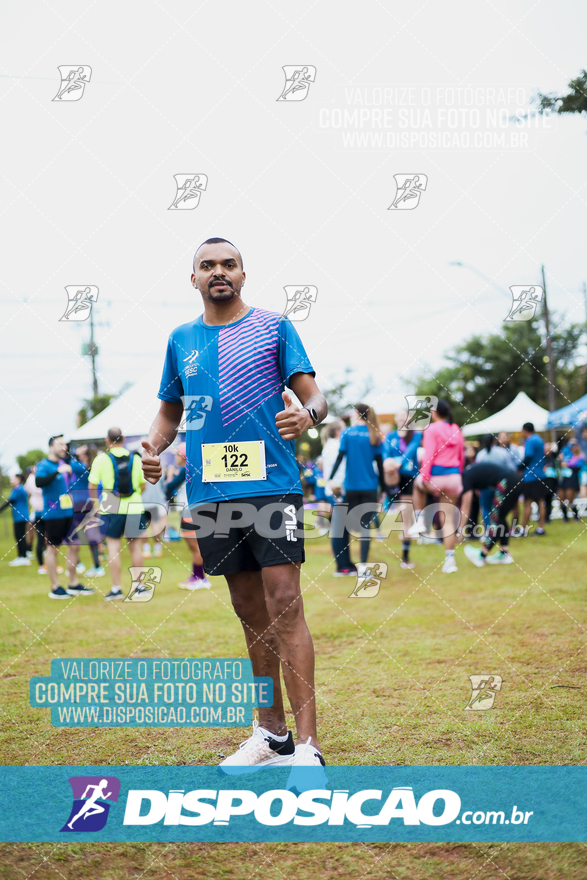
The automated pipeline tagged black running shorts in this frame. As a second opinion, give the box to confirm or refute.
[185,494,305,576]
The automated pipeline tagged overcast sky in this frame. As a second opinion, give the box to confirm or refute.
[1,0,586,469]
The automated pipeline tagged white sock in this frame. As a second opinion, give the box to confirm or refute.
[111,585,122,593]
[154,542,162,552]
[259,726,288,741]
[445,549,455,557]
[143,543,150,553]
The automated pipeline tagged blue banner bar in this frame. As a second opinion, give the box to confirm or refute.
[1,767,585,842]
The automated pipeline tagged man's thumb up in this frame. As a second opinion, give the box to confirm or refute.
[282,390,295,410]
[141,440,162,484]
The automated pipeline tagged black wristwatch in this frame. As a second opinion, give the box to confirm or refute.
[303,405,319,425]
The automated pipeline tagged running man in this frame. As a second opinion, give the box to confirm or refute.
[67,779,112,829]
[141,238,328,773]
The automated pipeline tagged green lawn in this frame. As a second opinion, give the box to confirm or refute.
[1,510,586,878]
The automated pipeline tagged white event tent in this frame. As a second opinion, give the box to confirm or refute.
[461,391,550,437]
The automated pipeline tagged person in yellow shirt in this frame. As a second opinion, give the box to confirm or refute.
[88,427,146,601]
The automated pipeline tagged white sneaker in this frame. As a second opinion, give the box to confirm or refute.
[9,557,30,566]
[486,551,513,565]
[407,515,427,538]
[26,550,33,559]
[400,560,415,570]
[286,737,328,792]
[85,566,106,577]
[464,544,485,568]
[179,575,212,591]
[76,562,86,574]
[219,719,295,774]
[441,556,458,574]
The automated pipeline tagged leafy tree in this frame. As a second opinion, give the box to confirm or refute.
[407,317,585,427]
[532,70,587,117]
[323,367,375,417]
[76,382,132,427]
[16,449,46,473]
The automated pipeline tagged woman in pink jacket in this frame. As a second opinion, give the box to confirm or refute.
[407,399,465,573]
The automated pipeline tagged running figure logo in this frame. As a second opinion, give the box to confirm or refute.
[281,286,318,322]
[52,66,92,101]
[168,174,208,210]
[180,395,213,431]
[401,395,438,430]
[505,286,544,322]
[388,174,428,210]
[124,566,161,603]
[348,563,388,598]
[61,775,120,832]
[59,286,99,322]
[277,66,316,102]
[464,674,503,711]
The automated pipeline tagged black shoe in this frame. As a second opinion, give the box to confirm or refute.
[104,588,124,601]
[48,586,72,599]
[66,582,95,596]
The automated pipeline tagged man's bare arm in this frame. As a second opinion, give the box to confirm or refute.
[141,400,183,484]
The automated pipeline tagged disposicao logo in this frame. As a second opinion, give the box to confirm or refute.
[61,776,121,832]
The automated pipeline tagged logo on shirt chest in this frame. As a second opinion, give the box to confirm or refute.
[183,351,199,378]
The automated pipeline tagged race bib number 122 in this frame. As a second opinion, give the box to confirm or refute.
[201,441,267,483]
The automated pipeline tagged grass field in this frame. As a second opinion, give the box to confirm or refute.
[1,509,586,878]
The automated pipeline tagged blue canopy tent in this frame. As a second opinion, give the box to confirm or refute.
[546,393,587,429]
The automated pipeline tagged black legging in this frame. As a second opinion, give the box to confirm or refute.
[345,490,379,564]
[14,521,28,557]
[34,515,45,566]
[484,478,523,550]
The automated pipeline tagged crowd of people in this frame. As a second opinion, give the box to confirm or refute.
[298,405,587,576]
[0,428,210,599]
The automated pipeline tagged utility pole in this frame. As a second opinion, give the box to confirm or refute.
[541,265,556,442]
[81,307,100,397]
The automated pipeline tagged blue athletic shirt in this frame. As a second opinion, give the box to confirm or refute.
[338,425,382,492]
[522,433,545,482]
[8,486,29,523]
[383,430,422,476]
[36,459,72,519]
[158,308,315,508]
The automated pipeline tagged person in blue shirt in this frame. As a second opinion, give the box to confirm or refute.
[35,435,94,599]
[558,438,583,521]
[329,403,385,570]
[519,422,546,536]
[141,238,328,775]
[382,410,422,569]
[0,474,31,566]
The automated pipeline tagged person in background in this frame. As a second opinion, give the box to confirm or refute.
[519,422,546,536]
[329,404,385,573]
[166,443,210,590]
[0,474,31,566]
[460,458,523,567]
[141,473,167,558]
[558,438,583,521]
[408,400,465,574]
[497,431,523,468]
[321,420,346,501]
[68,444,105,578]
[476,435,512,531]
[35,435,94,598]
[578,425,587,499]
[88,427,146,601]
[543,442,559,523]
[25,464,47,573]
[383,409,422,569]
[464,443,477,467]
